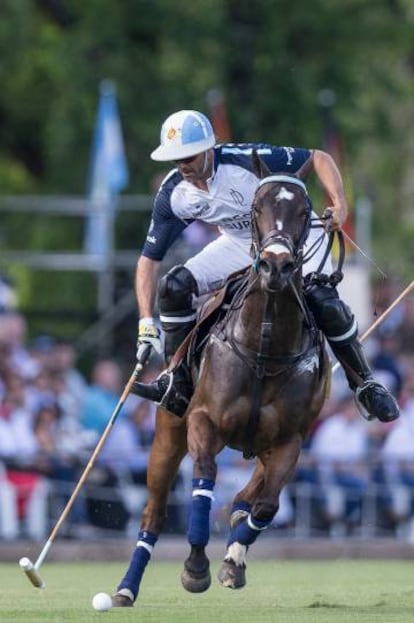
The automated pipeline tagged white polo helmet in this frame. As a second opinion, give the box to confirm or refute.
[151,110,215,161]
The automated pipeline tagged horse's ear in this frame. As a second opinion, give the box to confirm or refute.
[295,154,314,181]
[252,149,271,179]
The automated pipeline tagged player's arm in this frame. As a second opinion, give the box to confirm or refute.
[135,190,188,363]
[135,255,160,318]
[312,149,348,230]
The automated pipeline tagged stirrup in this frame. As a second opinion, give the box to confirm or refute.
[156,371,191,416]
[131,370,191,417]
[131,370,173,403]
[154,371,174,405]
[355,380,400,423]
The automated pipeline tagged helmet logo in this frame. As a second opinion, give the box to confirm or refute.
[167,128,176,140]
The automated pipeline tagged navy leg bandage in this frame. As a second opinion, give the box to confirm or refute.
[117,530,158,600]
[187,478,215,546]
[228,513,270,547]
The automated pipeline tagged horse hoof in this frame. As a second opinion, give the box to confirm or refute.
[111,593,134,607]
[181,564,211,593]
[217,560,246,589]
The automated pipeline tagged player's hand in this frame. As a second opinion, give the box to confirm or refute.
[136,318,162,365]
[322,207,342,233]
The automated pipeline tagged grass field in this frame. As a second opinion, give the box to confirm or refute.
[2,559,414,623]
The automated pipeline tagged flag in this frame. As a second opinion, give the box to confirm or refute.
[206,88,231,142]
[84,79,129,255]
[320,96,355,256]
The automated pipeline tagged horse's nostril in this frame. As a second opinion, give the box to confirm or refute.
[259,259,272,274]
[281,261,294,276]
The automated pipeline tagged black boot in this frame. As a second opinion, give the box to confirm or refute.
[330,341,400,423]
[132,265,198,417]
[304,281,400,423]
[132,362,193,417]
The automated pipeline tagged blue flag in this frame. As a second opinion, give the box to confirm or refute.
[84,80,129,255]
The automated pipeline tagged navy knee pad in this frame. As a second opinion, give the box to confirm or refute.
[305,284,357,344]
[158,265,198,316]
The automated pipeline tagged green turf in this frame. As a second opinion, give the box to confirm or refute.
[2,559,414,623]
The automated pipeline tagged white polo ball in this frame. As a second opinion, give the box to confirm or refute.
[19,557,32,570]
[92,592,113,612]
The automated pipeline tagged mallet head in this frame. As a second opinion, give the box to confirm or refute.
[19,557,46,589]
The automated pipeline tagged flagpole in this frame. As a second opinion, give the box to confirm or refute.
[85,79,129,353]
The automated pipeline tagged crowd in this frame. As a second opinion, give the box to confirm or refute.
[0,310,159,539]
[0,292,414,541]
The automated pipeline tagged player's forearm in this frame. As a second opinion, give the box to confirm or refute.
[312,149,348,226]
[135,255,161,318]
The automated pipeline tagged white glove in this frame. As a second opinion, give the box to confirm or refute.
[136,317,162,364]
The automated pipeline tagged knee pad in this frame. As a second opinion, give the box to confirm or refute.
[304,284,358,344]
[158,265,198,316]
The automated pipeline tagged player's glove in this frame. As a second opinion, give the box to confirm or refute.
[136,317,163,365]
[322,207,341,233]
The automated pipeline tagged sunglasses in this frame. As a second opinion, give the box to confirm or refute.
[173,154,199,165]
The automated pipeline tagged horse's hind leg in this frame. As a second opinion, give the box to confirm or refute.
[218,436,302,590]
[113,408,187,607]
[181,409,223,594]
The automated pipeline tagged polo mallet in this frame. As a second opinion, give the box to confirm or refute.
[19,361,144,589]
[332,279,414,375]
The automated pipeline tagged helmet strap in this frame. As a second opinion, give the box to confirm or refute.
[201,150,211,177]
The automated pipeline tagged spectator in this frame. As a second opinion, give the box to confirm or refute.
[372,332,404,399]
[0,274,17,311]
[32,400,88,534]
[0,372,49,540]
[380,369,414,531]
[25,367,56,413]
[0,312,39,380]
[79,359,124,438]
[78,359,132,531]
[309,394,370,535]
[29,335,58,375]
[53,339,88,419]
[99,395,155,481]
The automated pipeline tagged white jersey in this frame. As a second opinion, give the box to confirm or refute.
[142,143,331,295]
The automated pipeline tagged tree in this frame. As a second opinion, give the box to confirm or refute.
[0,0,413,341]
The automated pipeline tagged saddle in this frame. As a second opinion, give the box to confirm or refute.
[167,268,250,375]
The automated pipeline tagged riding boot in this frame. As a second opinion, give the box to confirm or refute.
[329,339,400,422]
[304,281,400,423]
[132,265,198,417]
[132,319,195,417]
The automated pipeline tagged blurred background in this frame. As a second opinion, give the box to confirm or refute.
[0,0,414,546]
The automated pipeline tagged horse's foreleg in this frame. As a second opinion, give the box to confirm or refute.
[113,408,187,606]
[228,461,265,528]
[214,461,265,590]
[218,436,302,590]
[181,409,222,593]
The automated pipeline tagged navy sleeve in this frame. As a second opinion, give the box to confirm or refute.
[217,143,312,174]
[141,186,190,261]
[260,145,312,173]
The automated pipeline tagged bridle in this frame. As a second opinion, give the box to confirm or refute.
[251,174,312,272]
